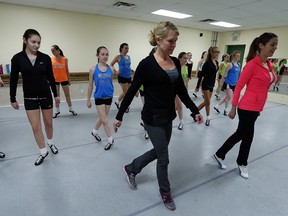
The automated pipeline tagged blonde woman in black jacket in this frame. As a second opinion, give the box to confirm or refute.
[113,21,203,211]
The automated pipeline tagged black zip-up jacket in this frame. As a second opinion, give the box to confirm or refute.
[201,60,219,89]
[10,51,57,103]
[116,54,199,126]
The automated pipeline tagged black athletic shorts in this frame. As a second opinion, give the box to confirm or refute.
[24,96,53,110]
[55,81,69,86]
[117,76,131,84]
[95,98,113,106]
[223,82,236,92]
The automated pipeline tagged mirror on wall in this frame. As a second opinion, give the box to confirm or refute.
[269,58,288,95]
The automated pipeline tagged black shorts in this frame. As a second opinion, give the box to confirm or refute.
[95,98,113,106]
[24,97,53,110]
[117,76,131,84]
[201,86,213,92]
[223,82,236,92]
[139,89,145,97]
[55,81,69,86]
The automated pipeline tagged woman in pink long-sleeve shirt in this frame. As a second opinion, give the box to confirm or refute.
[212,32,278,179]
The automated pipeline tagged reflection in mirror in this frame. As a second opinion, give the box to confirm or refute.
[269,58,288,95]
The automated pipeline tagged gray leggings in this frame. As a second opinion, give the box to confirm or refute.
[127,121,172,193]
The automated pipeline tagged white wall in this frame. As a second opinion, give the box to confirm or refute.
[1,3,287,74]
[0,3,212,73]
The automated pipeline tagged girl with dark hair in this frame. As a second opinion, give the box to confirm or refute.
[51,45,77,118]
[213,32,278,179]
[10,29,60,165]
[87,46,115,150]
[110,43,132,112]
[197,46,220,126]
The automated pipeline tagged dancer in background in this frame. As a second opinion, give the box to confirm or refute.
[214,51,241,116]
[87,46,115,150]
[0,75,5,158]
[213,32,278,179]
[273,58,286,91]
[10,29,60,165]
[51,45,77,118]
[175,52,189,130]
[113,21,203,211]
[186,52,193,85]
[110,43,132,113]
[215,53,230,100]
[192,51,207,98]
[197,46,220,126]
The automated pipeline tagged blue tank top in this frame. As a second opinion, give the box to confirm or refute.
[118,54,131,78]
[93,64,114,99]
[225,62,241,86]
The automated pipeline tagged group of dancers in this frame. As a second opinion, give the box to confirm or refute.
[1,21,279,211]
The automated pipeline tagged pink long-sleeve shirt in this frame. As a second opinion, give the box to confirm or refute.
[232,55,276,112]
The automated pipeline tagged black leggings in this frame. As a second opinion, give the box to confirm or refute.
[216,108,259,166]
[127,122,172,193]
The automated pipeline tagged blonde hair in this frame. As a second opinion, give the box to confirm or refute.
[149,21,179,46]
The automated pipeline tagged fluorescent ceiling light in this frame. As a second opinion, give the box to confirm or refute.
[210,21,241,28]
[151,9,192,19]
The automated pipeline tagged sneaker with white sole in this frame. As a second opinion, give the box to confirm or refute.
[238,165,249,179]
[212,154,227,170]
[34,152,49,166]
[48,144,58,154]
[91,131,101,141]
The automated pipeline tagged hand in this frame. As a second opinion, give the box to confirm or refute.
[228,107,236,119]
[86,100,92,108]
[55,96,61,106]
[11,102,20,110]
[113,119,122,133]
[195,114,204,124]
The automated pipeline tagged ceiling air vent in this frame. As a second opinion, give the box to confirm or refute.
[199,19,217,22]
[113,1,136,9]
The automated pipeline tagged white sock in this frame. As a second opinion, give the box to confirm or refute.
[40,147,48,156]
[107,136,113,144]
[56,107,60,113]
[207,115,210,120]
[224,108,228,112]
[215,104,220,109]
[92,128,98,135]
[69,106,73,111]
[47,138,54,145]
[179,119,183,124]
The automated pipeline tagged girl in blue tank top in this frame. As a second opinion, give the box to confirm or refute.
[87,46,115,151]
[110,43,132,112]
[214,51,241,116]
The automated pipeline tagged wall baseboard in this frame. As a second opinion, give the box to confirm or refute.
[1,71,196,84]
